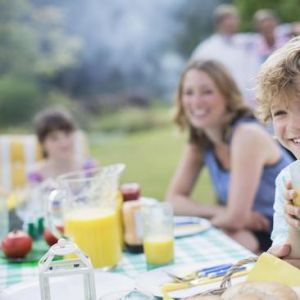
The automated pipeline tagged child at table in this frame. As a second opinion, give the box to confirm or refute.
[16,107,97,228]
[28,106,97,184]
[256,36,300,267]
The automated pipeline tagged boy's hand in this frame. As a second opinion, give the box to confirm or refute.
[268,243,291,258]
[284,181,300,228]
[285,257,300,268]
[268,244,300,268]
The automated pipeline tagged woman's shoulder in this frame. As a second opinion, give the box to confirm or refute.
[230,120,276,157]
[232,120,268,142]
[231,121,283,166]
[232,116,257,128]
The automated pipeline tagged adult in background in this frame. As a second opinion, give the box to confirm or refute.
[191,4,258,107]
[289,21,300,38]
[253,9,289,64]
[166,60,293,252]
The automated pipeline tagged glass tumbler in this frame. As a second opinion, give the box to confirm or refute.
[289,160,300,207]
[142,202,174,270]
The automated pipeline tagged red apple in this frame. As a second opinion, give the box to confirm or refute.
[120,183,141,201]
[1,230,32,259]
[43,226,64,246]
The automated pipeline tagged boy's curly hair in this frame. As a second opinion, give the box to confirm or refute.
[256,36,300,122]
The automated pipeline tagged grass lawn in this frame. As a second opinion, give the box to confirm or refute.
[90,125,215,204]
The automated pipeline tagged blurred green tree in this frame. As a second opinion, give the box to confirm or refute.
[33,6,82,79]
[0,0,37,78]
[235,0,300,31]
[0,76,40,126]
[0,0,82,126]
[0,0,82,79]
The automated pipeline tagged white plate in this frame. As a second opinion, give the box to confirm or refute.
[0,272,134,300]
[135,263,300,299]
[135,261,246,299]
[174,216,211,238]
[135,264,300,299]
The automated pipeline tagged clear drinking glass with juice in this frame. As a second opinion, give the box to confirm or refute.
[288,160,300,258]
[142,202,174,270]
[290,160,300,206]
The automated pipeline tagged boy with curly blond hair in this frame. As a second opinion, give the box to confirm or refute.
[256,36,300,267]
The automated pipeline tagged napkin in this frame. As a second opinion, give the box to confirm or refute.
[247,252,300,286]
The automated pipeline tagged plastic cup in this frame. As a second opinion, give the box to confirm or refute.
[289,160,300,206]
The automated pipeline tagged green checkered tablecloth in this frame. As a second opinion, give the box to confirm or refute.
[0,227,253,289]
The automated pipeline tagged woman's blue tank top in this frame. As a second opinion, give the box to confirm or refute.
[203,118,293,219]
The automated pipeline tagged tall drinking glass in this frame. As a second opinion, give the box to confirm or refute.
[289,160,300,207]
[142,202,174,270]
[287,160,300,258]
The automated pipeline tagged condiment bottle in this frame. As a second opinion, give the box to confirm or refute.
[121,183,143,253]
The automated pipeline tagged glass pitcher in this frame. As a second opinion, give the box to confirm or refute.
[45,163,125,270]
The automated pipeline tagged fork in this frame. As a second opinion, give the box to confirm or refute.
[165,263,233,282]
[165,271,197,282]
[161,269,250,294]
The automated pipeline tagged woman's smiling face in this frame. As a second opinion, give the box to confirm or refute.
[182,69,227,130]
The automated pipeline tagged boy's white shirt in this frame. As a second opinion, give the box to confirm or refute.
[271,164,291,247]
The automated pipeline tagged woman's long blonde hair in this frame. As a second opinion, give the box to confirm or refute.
[173,60,253,147]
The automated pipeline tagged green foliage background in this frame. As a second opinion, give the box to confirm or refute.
[235,0,300,31]
[0,0,82,127]
[2,0,300,129]
[3,0,300,203]
[0,76,41,125]
[91,125,215,203]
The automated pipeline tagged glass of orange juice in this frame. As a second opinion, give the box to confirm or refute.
[289,160,300,207]
[46,164,125,270]
[142,202,174,270]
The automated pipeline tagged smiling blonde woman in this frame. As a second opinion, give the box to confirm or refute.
[166,59,293,253]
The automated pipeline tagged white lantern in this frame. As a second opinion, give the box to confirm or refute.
[38,238,96,300]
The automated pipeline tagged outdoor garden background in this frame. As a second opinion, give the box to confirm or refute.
[1,0,300,201]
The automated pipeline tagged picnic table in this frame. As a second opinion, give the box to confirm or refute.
[0,227,252,290]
